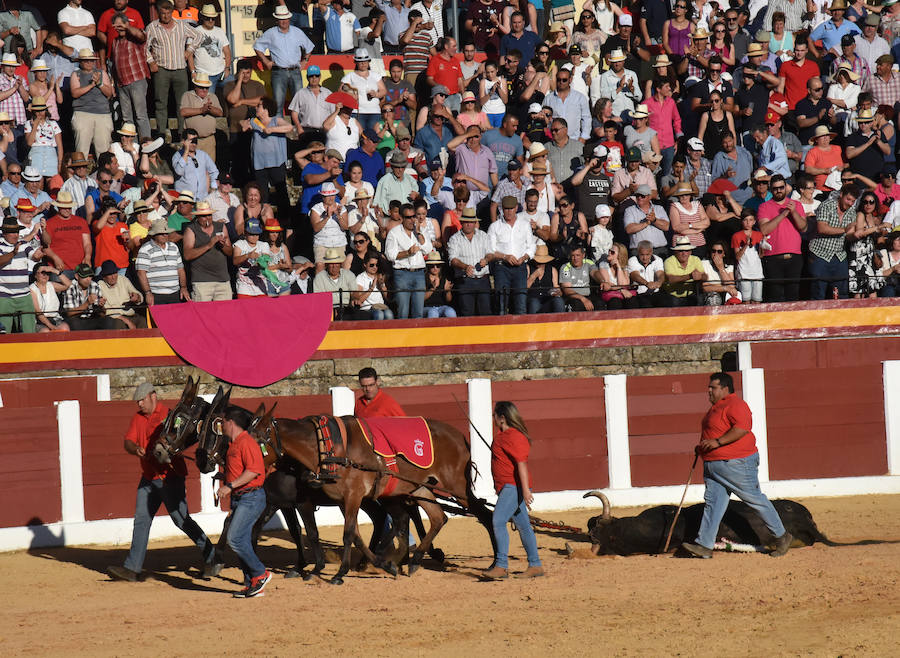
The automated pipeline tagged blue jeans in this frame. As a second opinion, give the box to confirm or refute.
[371,307,395,320]
[356,113,381,133]
[808,254,849,300]
[492,484,541,569]
[695,453,787,549]
[207,72,224,94]
[123,476,214,573]
[493,262,527,315]
[393,268,425,318]
[660,145,675,178]
[271,68,302,116]
[425,305,457,318]
[226,487,268,584]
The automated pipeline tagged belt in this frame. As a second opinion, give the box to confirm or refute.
[397,267,424,272]
[763,253,798,259]
[232,486,261,498]
[272,65,300,71]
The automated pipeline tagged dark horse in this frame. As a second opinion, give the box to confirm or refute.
[247,404,495,585]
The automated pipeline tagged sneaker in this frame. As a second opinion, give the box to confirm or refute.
[108,565,139,582]
[245,569,272,597]
[520,566,545,578]
[681,542,713,559]
[233,586,249,598]
[770,532,793,557]
[482,566,508,580]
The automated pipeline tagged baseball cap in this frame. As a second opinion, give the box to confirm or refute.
[625,146,642,162]
[594,204,611,217]
[687,137,705,151]
[307,65,321,76]
[841,34,856,47]
[429,157,443,170]
[593,144,608,158]
[362,127,379,143]
[619,14,633,26]
[507,159,522,170]
[245,218,263,235]
[528,102,544,114]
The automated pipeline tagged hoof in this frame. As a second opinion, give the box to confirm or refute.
[284,569,302,579]
[383,561,398,577]
[407,561,420,577]
[428,548,445,563]
[330,576,344,586]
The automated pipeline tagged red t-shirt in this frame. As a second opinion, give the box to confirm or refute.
[491,427,531,493]
[355,389,406,417]
[731,229,764,252]
[779,59,820,110]
[225,431,266,491]
[700,393,757,461]
[97,7,145,53]
[426,54,462,94]
[45,214,90,270]
[94,220,131,269]
[125,403,188,481]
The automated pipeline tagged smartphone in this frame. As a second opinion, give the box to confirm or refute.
[747,102,755,112]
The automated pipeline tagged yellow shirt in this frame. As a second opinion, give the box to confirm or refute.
[664,254,703,297]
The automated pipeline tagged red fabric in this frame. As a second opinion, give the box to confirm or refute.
[708,178,737,195]
[355,389,406,417]
[731,229,764,252]
[357,417,435,469]
[779,59,820,109]
[150,294,333,387]
[426,54,462,94]
[125,403,188,481]
[491,427,531,493]
[44,214,89,270]
[225,431,266,491]
[700,393,758,461]
[94,221,131,269]
[98,7,145,49]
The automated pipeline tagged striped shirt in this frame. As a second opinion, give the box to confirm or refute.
[0,73,28,126]
[0,238,36,298]
[63,280,103,318]
[403,30,434,75]
[136,240,183,294]
[411,0,443,42]
[146,19,197,70]
[491,176,531,208]
[60,174,95,211]
[112,34,151,86]
[447,229,492,277]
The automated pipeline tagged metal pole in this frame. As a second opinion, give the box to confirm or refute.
[224,0,234,74]
[452,0,459,40]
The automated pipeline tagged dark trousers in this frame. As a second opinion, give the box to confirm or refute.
[762,253,803,302]
[255,165,290,225]
[152,292,183,305]
[808,253,850,300]
[566,293,606,311]
[527,295,565,314]
[493,262,527,315]
[658,293,698,307]
[68,315,118,331]
[455,275,492,316]
[605,295,641,310]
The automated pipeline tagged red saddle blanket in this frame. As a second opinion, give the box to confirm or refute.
[356,417,434,469]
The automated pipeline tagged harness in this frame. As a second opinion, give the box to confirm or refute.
[311,415,348,485]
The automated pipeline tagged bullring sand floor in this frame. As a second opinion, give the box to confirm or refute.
[1,494,898,656]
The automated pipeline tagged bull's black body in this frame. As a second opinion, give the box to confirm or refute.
[588,498,832,556]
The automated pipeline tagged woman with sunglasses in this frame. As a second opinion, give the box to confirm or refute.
[549,194,588,263]
[662,1,695,63]
[30,266,71,332]
[669,182,711,257]
[423,252,456,318]
[458,90,491,132]
[848,190,889,297]
[697,90,735,159]
[519,59,551,114]
[24,96,62,177]
[347,230,380,275]
[709,20,735,69]
[353,255,393,320]
[594,242,638,309]
[570,8,606,53]
[700,240,740,305]
[323,100,362,162]
[260,219,293,296]
[374,104,401,155]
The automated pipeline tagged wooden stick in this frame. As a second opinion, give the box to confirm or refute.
[663,453,699,553]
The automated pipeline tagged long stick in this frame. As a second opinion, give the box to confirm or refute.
[451,393,492,451]
[663,453,699,553]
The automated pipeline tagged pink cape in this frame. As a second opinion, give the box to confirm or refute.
[150,294,333,387]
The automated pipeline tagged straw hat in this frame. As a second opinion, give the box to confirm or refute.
[30,59,49,72]
[118,123,137,137]
[0,53,19,67]
[691,27,710,40]
[672,236,693,251]
[55,190,75,209]
[528,142,548,160]
[836,62,860,82]
[856,108,876,123]
[425,251,445,265]
[831,0,848,9]
[631,104,649,119]
[653,54,672,68]
[200,3,218,18]
[673,182,695,197]
[70,151,90,167]
[273,5,292,19]
[76,49,98,60]
[192,71,212,87]
[322,247,344,263]
[548,21,565,34]
[29,96,47,111]
[532,244,554,264]
[746,42,766,57]
[354,188,372,200]
[808,124,838,144]
[149,218,175,236]
[608,48,626,63]
[174,190,196,204]
[460,207,478,222]
[530,165,549,175]
[193,201,214,216]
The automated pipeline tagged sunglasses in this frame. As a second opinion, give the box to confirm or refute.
[710,249,725,254]
[771,185,785,191]
[99,178,112,183]
[353,239,368,244]
[537,50,549,55]
[8,171,20,175]
[559,202,570,207]
[863,199,877,205]
[402,214,415,219]
[366,262,379,267]
[427,264,441,268]
[37,270,50,275]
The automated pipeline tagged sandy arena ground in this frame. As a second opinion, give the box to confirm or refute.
[1,494,899,657]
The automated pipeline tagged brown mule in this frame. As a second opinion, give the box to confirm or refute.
[249,405,495,585]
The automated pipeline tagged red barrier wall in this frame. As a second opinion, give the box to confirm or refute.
[752,337,900,370]
[628,373,744,487]
[0,406,61,528]
[765,366,887,479]
[493,379,608,493]
[0,376,98,408]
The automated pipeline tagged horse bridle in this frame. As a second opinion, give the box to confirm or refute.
[158,396,209,459]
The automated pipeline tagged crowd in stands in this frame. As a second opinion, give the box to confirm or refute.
[2,0,900,332]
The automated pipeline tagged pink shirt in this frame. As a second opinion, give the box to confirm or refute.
[757,198,804,256]
[645,95,682,150]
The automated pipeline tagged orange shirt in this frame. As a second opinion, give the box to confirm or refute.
[94,221,131,269]
[700,393,757,462]
[125,403,188,480]
[491,427,531,493]
[225,431,266,491]
[804,146,844,191]
[355,389,406,417]
[172,7,199,22]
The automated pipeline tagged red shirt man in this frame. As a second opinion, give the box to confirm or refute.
[125,395,186,480]
[44,191,90,272]
[778,43,820,110]
[426,38,463,95]
[224,431,266,492]
[97,1,145,52]
[354,367,406,417]
[699,390,757,462]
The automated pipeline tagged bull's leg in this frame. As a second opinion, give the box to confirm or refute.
[297,499,325,577]
[281,506,309,580]
[408,493,446,576]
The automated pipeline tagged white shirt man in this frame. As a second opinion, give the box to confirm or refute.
[385,221,433,270]
[58,0,96,53]
[487,211,536,261]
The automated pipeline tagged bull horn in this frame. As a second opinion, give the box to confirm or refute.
[583,490,611,521]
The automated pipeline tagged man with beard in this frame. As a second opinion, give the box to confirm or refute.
[572,145,611,212]
[757,173,807,302]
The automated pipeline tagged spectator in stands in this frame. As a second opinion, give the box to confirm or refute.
[826,63,861,125]
[559,243,601,312]
[856,15,888,74]
[97,259,145,329]
[315,246,364,319]
[92,201,130,276]
[426,36,463,112]
[63,262,117,331]
[30,264,71,332]
[526,244,563,314]
[288,65,334,148]
[0,214,42,333]
[23,97,62,178]
[385,202,431,318]
[324,99,362,161]
[146,0,198,138]
[183,200,233,302]
[627,240,666,307]
[70,49,115,158]
[43,191,90,278]
[400,11,435,89]
[750,124,791,180]
[732,209,765,303]
[311,182,349,272]
[490,160,529,223]
[381,0,411,55]
[382,59,416,129]
[623,184,669,257]
[259,219,292,296]
[448,208,493,316]
[106,10,151,140]
[344,129,385,188]
[191,5,231,93]
[545,63,591,143]
[342,49,385,133]
[11,167,52,218]
[413,198,440,249]
[374,151,419,213]
[224,58,266,184]
[847,189,888,298]
[422,252,455,318]
[253,5,314,117]
[353,250,392,319]
[669,182,711,257]
[207,172,240,230]
[232,217,271,298]
[700,239,740,305]
[845,108,888,182]
[173,129,219,200]
[758,173,807,302]
[489,195,535,314]
[413,108,459,164]
[661,236,706,306]
[612,147,658,204]
[166,190,195,239]
[139,138,175,186]
[0,2,42,59]
[594,242,638,310]
[325,0,362,54]
[877,229,900,297]
[127,200,153,256]
[810,183,860,299]
[110,124,140,178]
[180,72,223,162]
[869,54,900,109]
[247,97,291,219]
